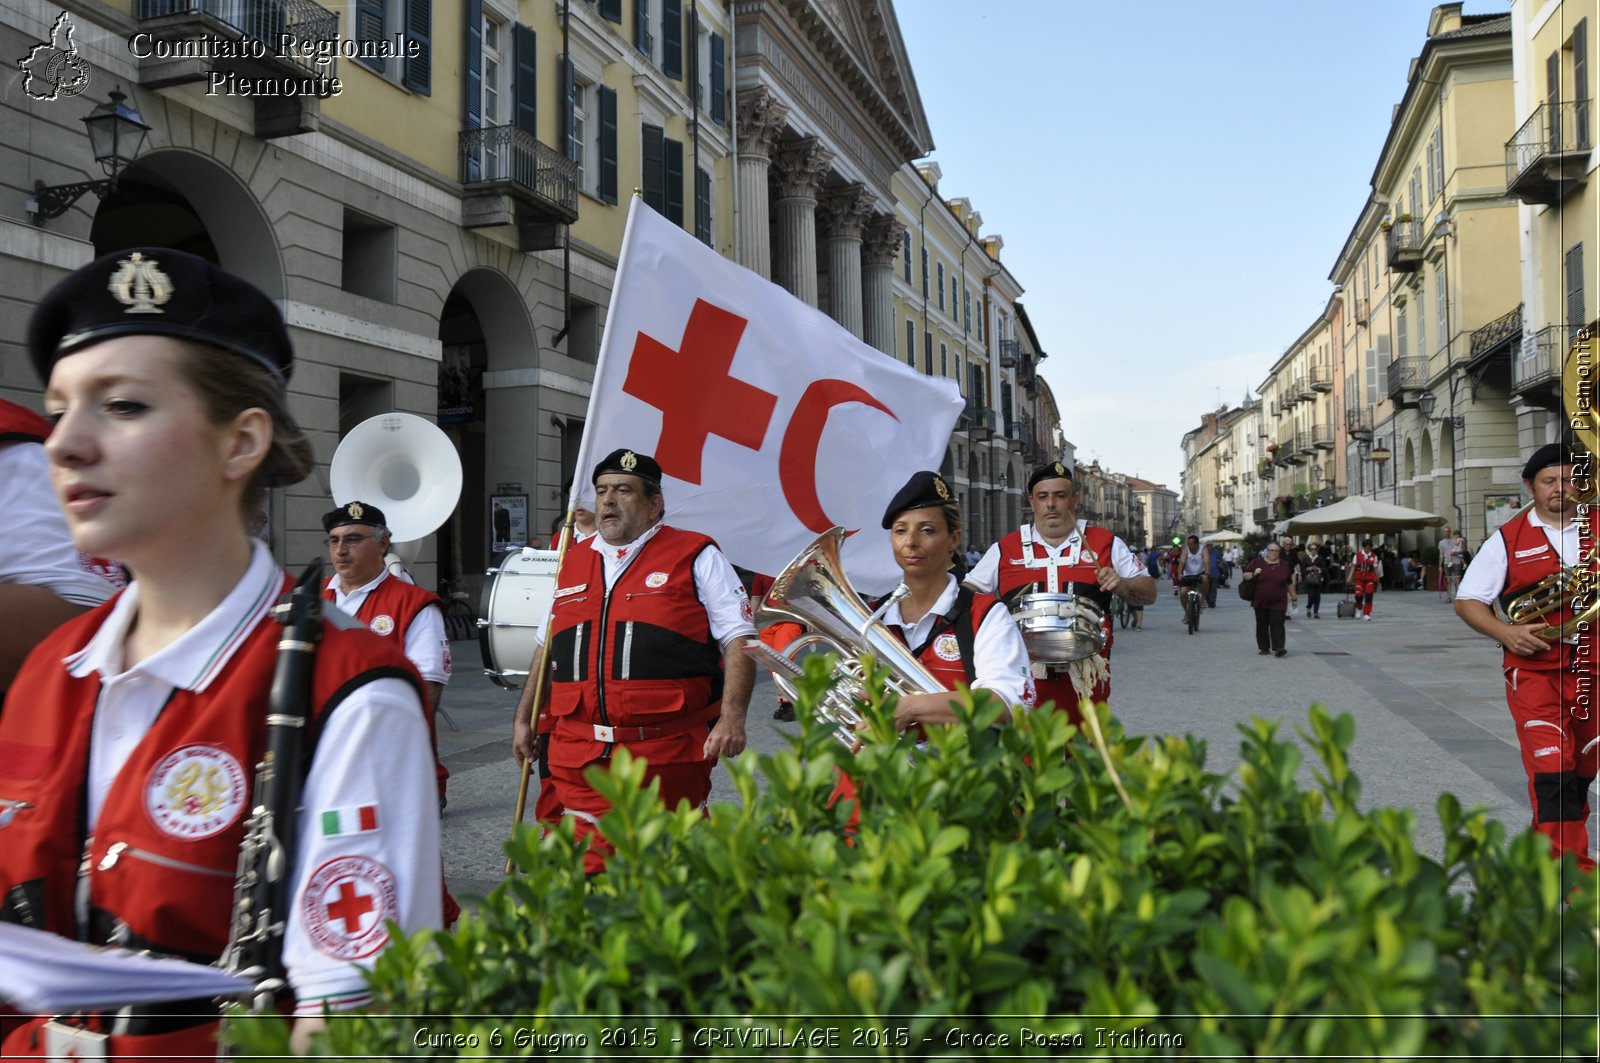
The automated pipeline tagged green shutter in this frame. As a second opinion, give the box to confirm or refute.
[662,0,683,79]
[665,136,684,225]
[598,85,618,203]
[641,123,665,213]
[514,24,537,136]
[403,0,431,95]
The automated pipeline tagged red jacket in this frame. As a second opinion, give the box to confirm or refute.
[324,574,440,644]
[887,586,1001,691]
[0,585,420,962]
[1351,550,1380,592]
[1497,509,1594,672]
[545,528,725,768]
[0,399,50,444]
[993,524,1116,659]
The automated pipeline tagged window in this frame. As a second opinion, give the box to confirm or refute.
[951,277,958,319]
[1364,347,1382,406]
[1567,242,1586,327]
[905,319,915,367]
[341,210,396,302]
[1409,168,1422,221]
[940,341,948,378]
[902,231,912,282]
[1436,268,1446,341]
[661,0,683,79]
[694,167,711,245]
[568,71,590,192]
[1397,309,1407,360]
[920,246,928,298]
[1431,125,1444,196]
[599,0,621,22]
[356,0,431,92]
[936,262,945,310]
[1415,287,1425,359]
[963,287,972,334]
[597,85,618,203]
[1576,20,1591,150]
[641,123,684,225]
[635,0,653,59]
[710,32,727,125]
[924,332,933,375]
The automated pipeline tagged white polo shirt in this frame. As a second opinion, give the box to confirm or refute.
[326,570,451,685]
[883,574,1033,708]
[588,522,756,647]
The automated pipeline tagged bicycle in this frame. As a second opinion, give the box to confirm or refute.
[437,578,479,643]
[1110,594,1132,630]
[1179,576,1204,635]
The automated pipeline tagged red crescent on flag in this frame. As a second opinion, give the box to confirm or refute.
[779,378,898,533]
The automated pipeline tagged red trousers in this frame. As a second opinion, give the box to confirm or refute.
[545,756,712,873]
[1505,663,1599,870]
[1034,672,1109,725]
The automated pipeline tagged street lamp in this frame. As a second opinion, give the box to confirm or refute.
[27,88,151,223]
[1416,390,1465,429]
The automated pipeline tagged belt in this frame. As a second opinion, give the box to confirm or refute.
[554,702,723,744]
[54,997,222,1036]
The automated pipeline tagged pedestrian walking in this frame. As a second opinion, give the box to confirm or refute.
[1242,542,1296,656]
[1350,539,1380,620]
[1298,541,1328,618]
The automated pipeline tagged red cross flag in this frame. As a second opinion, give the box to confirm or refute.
[572,199,964,594]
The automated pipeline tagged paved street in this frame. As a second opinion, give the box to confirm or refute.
[436,583,1594,903]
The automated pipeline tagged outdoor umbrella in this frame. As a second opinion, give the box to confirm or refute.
[1281,495,1447,535]
[1199,530,1245,543]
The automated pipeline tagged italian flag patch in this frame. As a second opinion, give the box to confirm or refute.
[320,804,379,837]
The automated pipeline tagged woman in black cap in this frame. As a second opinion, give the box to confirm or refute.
[1,249,442,1055]
[870,470,1032,731]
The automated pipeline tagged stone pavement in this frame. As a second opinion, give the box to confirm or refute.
[434,582,1595,904]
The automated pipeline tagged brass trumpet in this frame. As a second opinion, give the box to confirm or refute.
[1497,321,1599,641]
[744,527,947,752]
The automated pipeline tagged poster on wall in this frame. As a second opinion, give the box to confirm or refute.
[1483,494,1521,539]
[439,344,476,425]
[490,494,528,555]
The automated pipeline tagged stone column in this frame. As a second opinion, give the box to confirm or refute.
[770,137,833,307]
[735,87,789,280]
[818,184,874,338]
[861,213,906,355]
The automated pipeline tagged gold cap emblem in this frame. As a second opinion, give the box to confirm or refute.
[347,502,365,519]
[1053,462,1066,476]
[934,476,950,500]
[621,451,639,472]
[107,252,173,315]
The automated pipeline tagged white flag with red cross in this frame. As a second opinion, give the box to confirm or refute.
[570,199,964,594]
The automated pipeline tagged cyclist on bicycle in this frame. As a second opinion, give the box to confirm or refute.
[1175,534,1211,603]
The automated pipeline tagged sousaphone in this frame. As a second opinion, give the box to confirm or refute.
[330,413,463,563]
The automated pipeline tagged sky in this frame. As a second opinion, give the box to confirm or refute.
[892,0,1512,493]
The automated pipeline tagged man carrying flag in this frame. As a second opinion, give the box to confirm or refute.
[536,449,755,873]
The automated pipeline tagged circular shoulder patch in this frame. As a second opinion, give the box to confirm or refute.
[740,590,755,623]
[644,571,670,588]
[302,855,399,960]
[370,614,396,636]
[146,745,248,839]
[1080,548,1099,566]
[933,633,962,662]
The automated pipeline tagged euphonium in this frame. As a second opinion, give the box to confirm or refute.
[744,527,947,751]
[1497,321,1599,641]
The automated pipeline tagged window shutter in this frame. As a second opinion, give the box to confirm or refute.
[1567,243,1585,327]
[462,0,482,180]
[710,34,727,124]
[1548,51,1562,151]
[695,167,712,244]
[665,137,684,225]
[561,58,576,159]
[662,0,683,79]
[597,85,618,203]
[641,123,665,213]
[599,0,622,24]
[1576,20,1590,150]
[355,0,385,72]
[513,24,537,136]
[905,319,915,367]
[403,0,432,95]
[635,0,651,56]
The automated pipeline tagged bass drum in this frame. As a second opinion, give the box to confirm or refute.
[478,548,560,689]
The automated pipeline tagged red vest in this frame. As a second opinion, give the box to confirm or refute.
[324,573,440,643]
[0,585,421,963]
[994,524,1117,658]
[887,588,1001,691]
[546,527,724,768]
[1351,550,1380,591]
[0,399,50,444]
[1498,509,1593,671]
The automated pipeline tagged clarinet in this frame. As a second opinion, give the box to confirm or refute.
[221,558,325,1012]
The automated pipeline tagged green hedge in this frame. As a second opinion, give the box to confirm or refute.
[228,660,1598,1058]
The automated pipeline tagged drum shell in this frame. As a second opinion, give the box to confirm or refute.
[478,548,560,689]
[1009,592,1106,664]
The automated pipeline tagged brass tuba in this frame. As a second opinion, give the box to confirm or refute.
[744,527,948,751]
[1497,321,1599,641]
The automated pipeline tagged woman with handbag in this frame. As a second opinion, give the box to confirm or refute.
[1241,543,1297,657]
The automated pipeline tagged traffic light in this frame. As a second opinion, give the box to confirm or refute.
[1172,536,1183,546]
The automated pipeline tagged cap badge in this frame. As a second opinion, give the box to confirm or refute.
[1053,462,1066,476]
[108,252,173,315]
[621,450,638,472]
[347,502,365,520]
[934,476,950,501]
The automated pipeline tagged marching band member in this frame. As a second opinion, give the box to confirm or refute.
[875,471,1033,728]
[1455,443,1597,869]
[0,248,441,1057]
[0,397,118,695]
[1349,539,1381,620]
[534,449,755,873]
[965,461,1155,720]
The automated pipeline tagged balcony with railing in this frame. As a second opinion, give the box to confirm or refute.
[1309,361,1332,392]
[1511,324,1579,403]
[1309,421,1334,450]
[964,405,997,439]
[1345,405,1373,441]
[1384,219,1424,272]
[135,0,339,136]
[1353,297,1370,325]
[1386,356,1426,408]
[1294,374,1314,402]
[460,127,580,252]
[1295,430,1317,457]
[1506,100,1592,205]
[1469,303,1523,370]
[997,338,1020,368]
[1253,505,1272,526]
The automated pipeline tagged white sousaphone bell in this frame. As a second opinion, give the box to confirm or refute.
[329,413,462,573]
